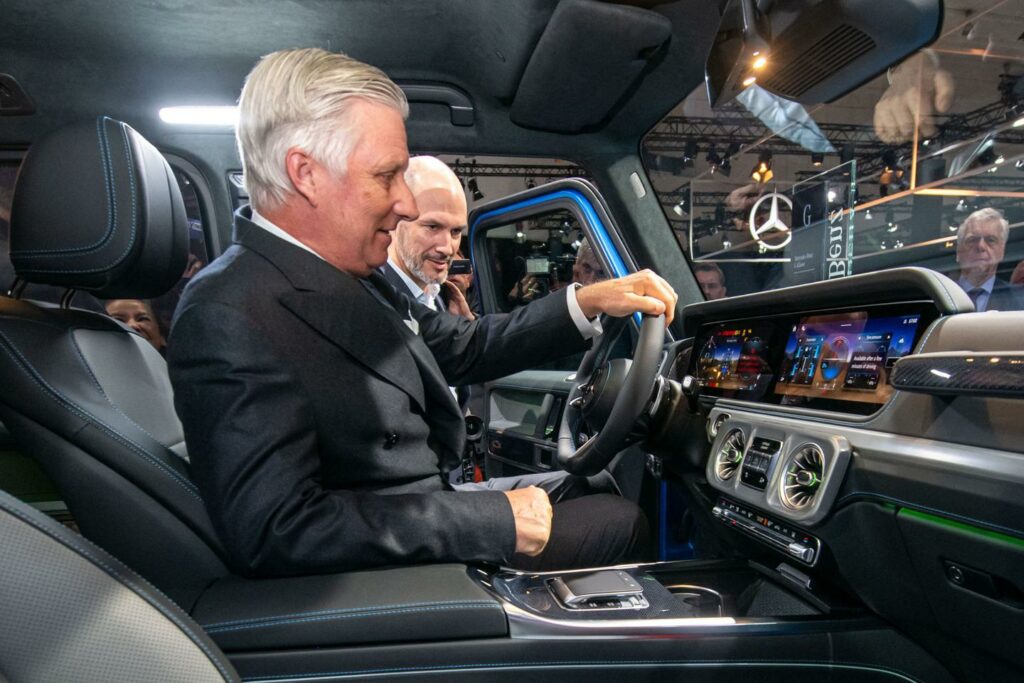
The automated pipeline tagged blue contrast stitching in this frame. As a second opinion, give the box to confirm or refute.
[0,329,200,500]
[17,119,142,273]
[836,492,1024,539]
[240,659,923,682]
[15,117,119,257]
[203,601,500,633]
[1,499,234,682]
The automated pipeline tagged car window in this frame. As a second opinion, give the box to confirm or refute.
[642,1,1024,310]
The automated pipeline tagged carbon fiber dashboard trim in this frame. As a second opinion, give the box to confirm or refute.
[892,352,1024,398]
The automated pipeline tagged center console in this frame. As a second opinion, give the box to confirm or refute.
[471,557,855,638]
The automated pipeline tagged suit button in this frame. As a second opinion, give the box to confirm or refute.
[384,432,400,449]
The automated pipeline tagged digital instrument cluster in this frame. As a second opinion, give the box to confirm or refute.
[689,305,932,414]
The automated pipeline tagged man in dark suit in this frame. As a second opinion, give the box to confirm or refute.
[168,48,677,577]
[955,208,1024,312]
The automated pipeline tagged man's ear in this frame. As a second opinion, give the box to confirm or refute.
[284,147,321,208]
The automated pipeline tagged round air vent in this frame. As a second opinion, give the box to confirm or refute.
[707,413,730,442]
[714,429,745,481]
[781,444,825,510]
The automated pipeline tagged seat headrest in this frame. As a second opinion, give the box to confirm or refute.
[9,117,189,298]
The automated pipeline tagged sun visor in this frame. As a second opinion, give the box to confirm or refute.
[511,0,671,133]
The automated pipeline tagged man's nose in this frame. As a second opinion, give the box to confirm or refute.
[393,177,418,223]
[436,233,454,253]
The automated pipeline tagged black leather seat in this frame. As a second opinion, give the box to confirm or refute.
[0,488,240,682]
[0,118,509,659]
[0,116,228,609]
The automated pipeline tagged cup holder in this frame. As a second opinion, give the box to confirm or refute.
[665,584,724,617]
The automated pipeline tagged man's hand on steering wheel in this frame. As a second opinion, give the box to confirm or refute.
[575,269,678,325]
[557,270,677,476]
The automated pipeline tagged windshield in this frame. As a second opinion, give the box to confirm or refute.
[642,0,1024,310]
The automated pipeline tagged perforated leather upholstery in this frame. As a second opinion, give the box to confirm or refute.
[0,489,239,682]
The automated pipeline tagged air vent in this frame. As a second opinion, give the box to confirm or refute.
[781,444,825,510]
[707,413,730,442]
[761,25,876,98]
[714,429,745,481]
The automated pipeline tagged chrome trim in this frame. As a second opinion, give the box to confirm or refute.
[503,601,738,638]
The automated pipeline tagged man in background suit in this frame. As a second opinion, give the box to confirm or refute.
[955,208,1024,312]
[382,156,473,319]
[168,48,677,577]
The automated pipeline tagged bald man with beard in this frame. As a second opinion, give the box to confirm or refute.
[382,156,473,318]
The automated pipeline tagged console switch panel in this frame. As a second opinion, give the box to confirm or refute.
[713,497,821,566]
[741,437,781,490]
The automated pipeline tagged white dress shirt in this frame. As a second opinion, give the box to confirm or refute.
[959,275,995,312]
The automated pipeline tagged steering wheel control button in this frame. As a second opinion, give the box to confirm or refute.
[740,437,781,491]
[383,432,400,449]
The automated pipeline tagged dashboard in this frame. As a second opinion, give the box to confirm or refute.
[684,302,936,415]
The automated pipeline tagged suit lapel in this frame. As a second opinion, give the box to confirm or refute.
[236,214,427,413]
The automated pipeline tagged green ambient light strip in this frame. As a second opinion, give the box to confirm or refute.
[899,507,1024,550]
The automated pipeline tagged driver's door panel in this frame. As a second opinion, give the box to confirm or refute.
[485,372,571,477]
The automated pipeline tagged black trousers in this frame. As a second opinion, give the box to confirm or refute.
[455,470,651,571]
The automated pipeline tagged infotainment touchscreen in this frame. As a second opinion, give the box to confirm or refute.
[775,311,923,405]
[695,324,774,397]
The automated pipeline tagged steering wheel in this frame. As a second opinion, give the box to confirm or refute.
[557,313,666,475]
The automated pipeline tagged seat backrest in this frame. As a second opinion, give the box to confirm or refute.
[0,117,229,608]
[0,488,239,682]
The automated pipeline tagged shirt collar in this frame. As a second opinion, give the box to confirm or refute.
[958,274,996,294]
[250,209,326,262]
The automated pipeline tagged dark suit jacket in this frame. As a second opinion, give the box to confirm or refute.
[168,209,587,576]
[987,278,1024,312]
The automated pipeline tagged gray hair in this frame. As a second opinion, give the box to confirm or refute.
[957,207,1009,244]
[237,47,409,212]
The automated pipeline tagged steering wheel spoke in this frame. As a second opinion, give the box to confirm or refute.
[557,314,666,475]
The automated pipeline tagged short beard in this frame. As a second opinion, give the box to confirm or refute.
[400,249,447,287]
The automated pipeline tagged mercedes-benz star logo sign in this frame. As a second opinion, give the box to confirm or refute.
[749,192,793,251]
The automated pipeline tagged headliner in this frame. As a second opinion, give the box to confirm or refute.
[0,0,719,159]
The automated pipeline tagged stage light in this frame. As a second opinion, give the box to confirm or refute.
[751,152,773,183]
[706,146,723,173]
[468,178,484,201]
[682,141,698,168]
[811,152,824,167]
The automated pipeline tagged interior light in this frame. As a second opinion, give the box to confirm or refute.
[742,76,757,87]
[159,106,238,126]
